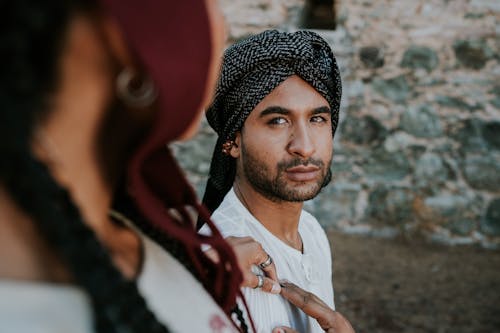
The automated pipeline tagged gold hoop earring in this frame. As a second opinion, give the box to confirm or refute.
[222,140,237,155]
[116,68,158,108]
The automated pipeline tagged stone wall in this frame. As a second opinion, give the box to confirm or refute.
[173,0,500,248]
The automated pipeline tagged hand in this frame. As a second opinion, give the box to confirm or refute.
[205,236,281,294]
[273,281,355,333]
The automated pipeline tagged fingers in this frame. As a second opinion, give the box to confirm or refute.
[280,281,330,317]
[242,272,280,294]
[280,281,356,333]
[260,256,278,282]
[272,326,298,333]
[225,236,280,294]
[262,276,281,294]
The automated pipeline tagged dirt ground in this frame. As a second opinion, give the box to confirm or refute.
[328,231,500,333]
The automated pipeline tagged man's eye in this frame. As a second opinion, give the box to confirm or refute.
[311,115,327,123]
[268,117,288,125]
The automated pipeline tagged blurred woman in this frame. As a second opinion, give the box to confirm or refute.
[0,0,257,331]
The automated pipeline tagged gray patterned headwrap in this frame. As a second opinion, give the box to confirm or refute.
[199,30,342,224]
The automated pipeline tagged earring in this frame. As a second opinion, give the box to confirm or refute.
[116,68,158,108]
[222,140,236,155]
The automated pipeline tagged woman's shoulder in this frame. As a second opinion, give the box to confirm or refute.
[137,233,237,332]
[0,279,93,333]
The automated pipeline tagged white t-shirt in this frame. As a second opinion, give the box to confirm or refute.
[0,230,236,333]
[200,188,334,333]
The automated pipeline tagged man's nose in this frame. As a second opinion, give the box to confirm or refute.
[286,123,316,158]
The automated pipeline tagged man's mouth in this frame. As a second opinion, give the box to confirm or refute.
[285,165,320,182]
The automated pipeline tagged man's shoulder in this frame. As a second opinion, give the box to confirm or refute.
[203,195,248,237]
[211,193,245,223]
[300,209,322,229]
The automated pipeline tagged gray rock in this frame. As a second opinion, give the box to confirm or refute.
[372,75,410,103]
[314,183,361,227]
[415,153,451,187]
[346,80,365,99]
[464,12,485,19]
[453,39,494,70]
[400,104,443,138]
[173,131,217,175]
[330,157,362,182]
[401,45,439,72]
[365,185,414,225]
[435,95,482,111]
[424,195,482,228]
[482,121,500,150]
[449,118,488,152]
[359,46,384,68]
[481,198,500,236]
[490,97,500,109]
[470,0,500,12]
[490,85,500,97]
[340,115,387,145]
[462,153,500,192]
[446,219,476,236]
[363,148,412,181]
[383,131,414,153]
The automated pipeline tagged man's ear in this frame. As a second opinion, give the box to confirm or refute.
[230,132,241,158]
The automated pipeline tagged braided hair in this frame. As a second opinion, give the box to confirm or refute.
[0,1,169,332]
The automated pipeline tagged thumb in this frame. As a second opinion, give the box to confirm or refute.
[273,326,299,333]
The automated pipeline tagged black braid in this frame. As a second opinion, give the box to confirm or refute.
[232,305,249,333]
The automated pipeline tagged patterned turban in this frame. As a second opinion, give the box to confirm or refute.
[199,30,342,225]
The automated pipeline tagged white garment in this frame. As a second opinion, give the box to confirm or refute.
[0,230,235,333]
[200,188,334,333]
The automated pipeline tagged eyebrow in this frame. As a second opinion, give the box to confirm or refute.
[259,105,331,118]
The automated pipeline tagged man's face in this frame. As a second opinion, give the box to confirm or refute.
[232,75,333,203]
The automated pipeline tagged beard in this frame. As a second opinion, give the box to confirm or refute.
[240,142,332,203]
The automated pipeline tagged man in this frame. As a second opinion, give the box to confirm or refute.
[199,30,343,333]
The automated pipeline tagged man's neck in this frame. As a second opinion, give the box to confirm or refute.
[233,179,304,251]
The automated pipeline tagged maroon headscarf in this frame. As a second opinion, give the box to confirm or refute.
[99,0,243,314]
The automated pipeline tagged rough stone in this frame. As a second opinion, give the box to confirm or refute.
[346,80,365,100]
[482,121,500,150]
[363,148,412,181]
[359,46,384,68]
[401,45,439,72]
[372,75,411,103]
[340,115,386,145]
[446,219,476,236]
[383,131,414,153]
[490,97,500,109]
[173,130,217,175]
[490,85,500,97]
[462,153,500,192]
[314,183,361,227]
[400,104,443,138]
[470,0,500,12]
[414,153,451,187]
[435,95,481,111]
[453,39,494,70]
[450,118,488,152]
[481,198,500,236]
[365,185,414,225]
[423,195,481,226]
